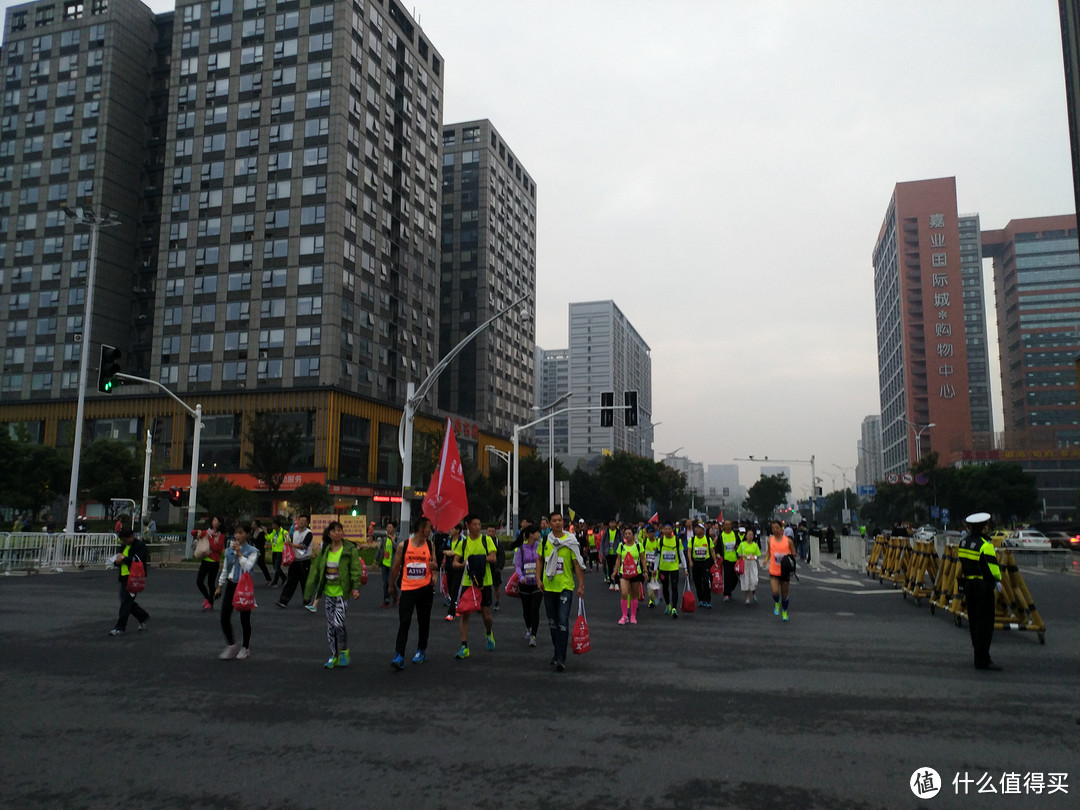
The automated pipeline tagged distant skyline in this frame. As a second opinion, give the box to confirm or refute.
[2,0,1074,499]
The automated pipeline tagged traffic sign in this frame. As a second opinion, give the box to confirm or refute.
[857,485,876,496]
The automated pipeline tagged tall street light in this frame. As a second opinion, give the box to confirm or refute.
[534,391,572,513]
[398,294,529,531]
[899,419,936,464]
[485,445,512,531]
[63,206,121,534]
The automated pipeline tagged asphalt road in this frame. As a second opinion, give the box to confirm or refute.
[2,555,1078,809]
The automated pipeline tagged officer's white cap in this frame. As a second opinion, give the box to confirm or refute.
[965,512,991,524]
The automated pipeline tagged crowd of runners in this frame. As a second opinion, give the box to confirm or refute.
[107,512,802,673]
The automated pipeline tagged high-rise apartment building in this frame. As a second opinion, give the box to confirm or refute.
[0,0,526,521]
[959,213,994,439]
[873,177,976,473]
[566,300,652,461]
[438,119,536,441]
[534,346,569,454]
[982,215,1080,449]
[856,414,883,487]
[1,0,161,409]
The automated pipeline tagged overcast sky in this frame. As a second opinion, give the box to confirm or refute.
[3,0,1073,499]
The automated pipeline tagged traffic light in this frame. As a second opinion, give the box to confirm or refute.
[600,391,614,427]
[97,344,121,393]
[168,486,183,506]
[350,501,358,517]
[624,390,638,426]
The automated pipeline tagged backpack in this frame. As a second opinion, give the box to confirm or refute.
[780,554,799,580]
[620,543,642,577]
[127,558,147,594]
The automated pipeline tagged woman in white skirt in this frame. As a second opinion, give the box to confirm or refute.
[736,527,761,605]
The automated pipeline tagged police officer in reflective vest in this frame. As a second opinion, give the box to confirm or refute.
[957,512,1002,671]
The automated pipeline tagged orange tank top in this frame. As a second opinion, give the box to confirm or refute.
[768,536,790,576]
[400,539,433,591]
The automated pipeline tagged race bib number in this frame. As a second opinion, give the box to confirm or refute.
[645,551,658,565]
[523,562,536,577]
[724,541,736,551]
[555,559,565,575]
[326,561,339,581]
[662,551,676,563]
[405,562,427,580]
[693,547,708,559]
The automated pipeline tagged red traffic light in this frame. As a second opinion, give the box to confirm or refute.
[168,486,183,506]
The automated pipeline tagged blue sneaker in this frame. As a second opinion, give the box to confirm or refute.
[412,649,426,664]
[337,649,350,667]
[774,603,780,616]
[485,632,496,651]
[324,656,337,669]
[390,654,405,670]
[455,644,469,659]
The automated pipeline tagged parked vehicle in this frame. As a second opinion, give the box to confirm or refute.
[1002,529,1052,550]
[989,529,1010,545]
[913,525,936,541]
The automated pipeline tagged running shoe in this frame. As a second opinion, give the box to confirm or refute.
[138,616,150,631]
[648,600,655,608]
[671,609,678,620]
[304,603,317,613]
[202,599,212,611]
[412,650,426,664]
[324,656,337,669]
[524,629,532,640]
[723,596,731,603]
[219,644,240,660]
[108,628,123,636]
[529,635,537,647]
[629,616,638,625]
[773,603,780,616]
[444,614,455,622]
[390,654,405,670]
[618,616,628,625]
[664,605,672,615]
[455,644,470,659]
[555,661,566,672]
[274,601,287,609]
[782,610,789,622]
[486,632,496,651]
[337,650,350,667]
[236,648,250,660]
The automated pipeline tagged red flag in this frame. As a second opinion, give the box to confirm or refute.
[422,418,469,532]
[648,512,659,524]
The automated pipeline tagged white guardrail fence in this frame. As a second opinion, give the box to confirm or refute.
[0,533,189,574]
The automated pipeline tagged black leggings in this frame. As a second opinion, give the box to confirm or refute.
[196,559,219,604]
[691,560,712,603]
[660,570,680,606]
[396,585,434,655]
[221,580,252,647]
[518,583,542,635]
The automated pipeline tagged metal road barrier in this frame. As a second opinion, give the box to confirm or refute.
[2,532,117,574]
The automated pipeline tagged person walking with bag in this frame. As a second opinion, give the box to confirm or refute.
[268,516,288,587]
[194,517,225,611]
[687,522,717,609]
[539,512,586,672]
[767,521,797,622]
[514,524,544,646]
[109,528,150,636]
[214,522,258,660]
[275,514,315,611]
[615,527,647,625]
[718,520,740,603]
[452,514,498,659]
[388,516,437,669]
[305,520,364,669]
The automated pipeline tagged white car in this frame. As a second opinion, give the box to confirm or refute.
[914,526,937,540]
[1003,529,1052,550]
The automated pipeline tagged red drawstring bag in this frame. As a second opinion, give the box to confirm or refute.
[127,560,146,594]
[503,571,521,598]
[710,563,724,594]
[571,598,590,655]
[681,581,698,613]
[455,585,482,616]
[282,543,295,566]
[232,571,256,610]
[359,557,368,585]
[734,558,745,576]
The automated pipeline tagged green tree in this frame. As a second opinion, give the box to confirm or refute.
[0,434,70,520]
[81,438,143,520]
[743,473,792,523]
[197,475,256,524]
[596,452,658,521]
[290,482,333,517]
[245,413,302,511]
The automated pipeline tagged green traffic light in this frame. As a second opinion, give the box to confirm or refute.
[103,379,112,392]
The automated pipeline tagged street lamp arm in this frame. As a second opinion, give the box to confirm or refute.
[410,293,529,410]
[113,373,198,418]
